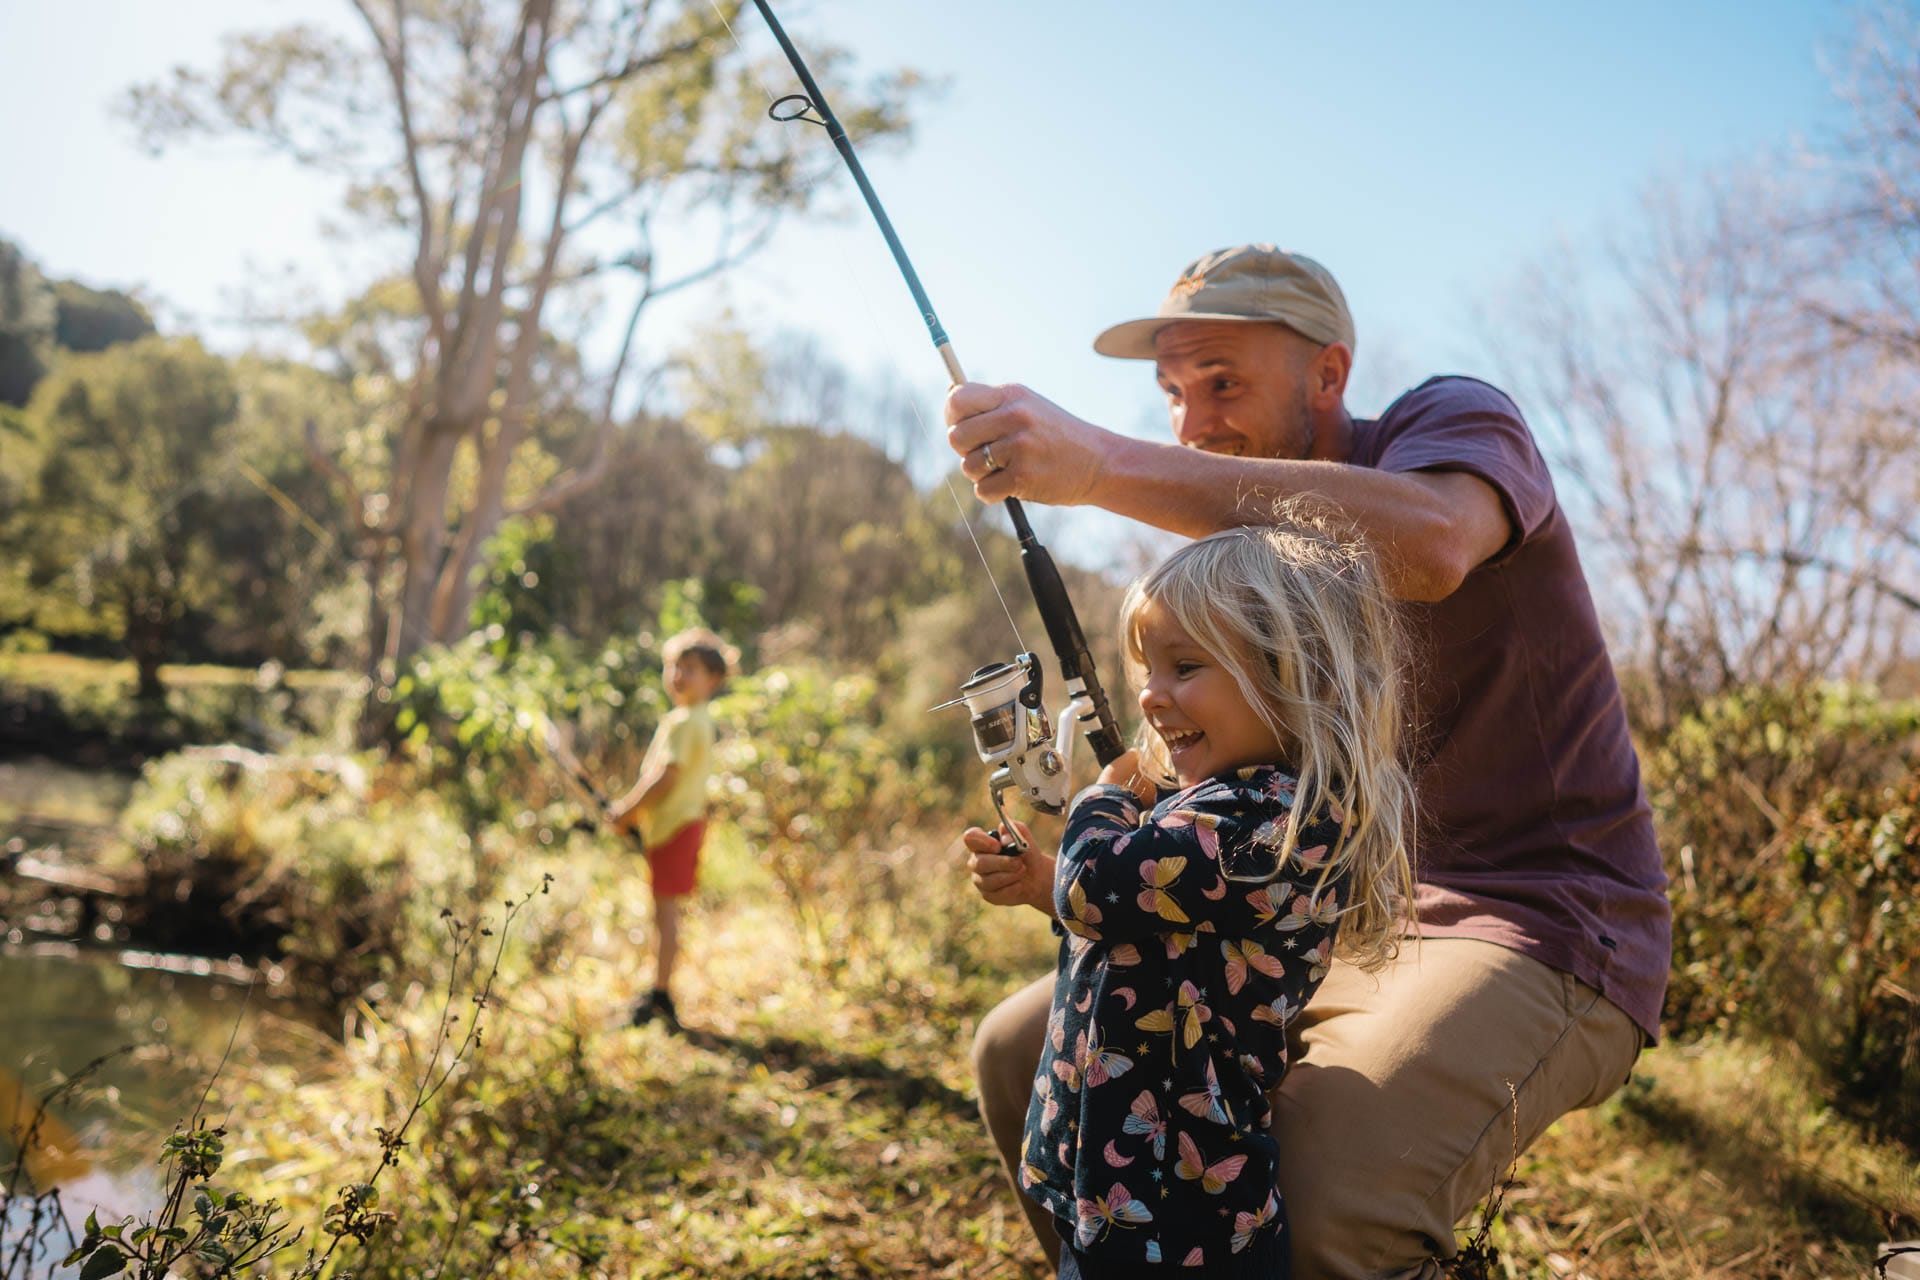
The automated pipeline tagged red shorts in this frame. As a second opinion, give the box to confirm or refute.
[646,819,706,898]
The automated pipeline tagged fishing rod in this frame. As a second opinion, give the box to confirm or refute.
[530,715,645,849]
[749,0,1126,849]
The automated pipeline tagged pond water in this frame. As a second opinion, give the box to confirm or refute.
[1,757,333,1275]
[1,948,308,1248]
[1,946,338,1277]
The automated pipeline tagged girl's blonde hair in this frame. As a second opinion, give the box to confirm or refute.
[1119,513,1417,969]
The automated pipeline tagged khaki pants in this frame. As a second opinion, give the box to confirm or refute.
[971,937,1643,1279]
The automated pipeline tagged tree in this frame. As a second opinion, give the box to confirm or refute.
[210,356,366,665]
[0,237,56,408]
[1476,4,1920,718]
[0,237,158,412]
[3,337,240,698]
[121,0,924,704]
[52,279,156,354]
[1494,170,1920,723]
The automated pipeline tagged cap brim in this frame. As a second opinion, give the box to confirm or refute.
[1092,312,1285,360]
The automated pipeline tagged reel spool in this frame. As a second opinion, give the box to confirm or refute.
[945,652,1092,852]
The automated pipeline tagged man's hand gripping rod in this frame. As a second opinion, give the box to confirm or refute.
[751,0,1127,848]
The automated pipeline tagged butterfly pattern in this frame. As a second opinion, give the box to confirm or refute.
[1019,765,1347,1270]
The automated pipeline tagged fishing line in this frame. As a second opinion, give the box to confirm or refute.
[703,0,1031,657]
[727,0,1128,776]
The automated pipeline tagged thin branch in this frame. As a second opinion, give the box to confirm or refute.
[303,417,383,537]
[541,29,717,102]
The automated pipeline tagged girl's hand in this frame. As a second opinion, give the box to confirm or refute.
[961,823,1056,917]
[1098,750,1157,806]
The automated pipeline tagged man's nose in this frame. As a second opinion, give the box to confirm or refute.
[1172,400,1215,448]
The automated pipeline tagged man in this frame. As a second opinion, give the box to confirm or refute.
[946,245,1670,1278]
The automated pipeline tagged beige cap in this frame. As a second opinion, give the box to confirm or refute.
[1093,244,1356,359]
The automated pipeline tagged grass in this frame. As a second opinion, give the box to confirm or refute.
[8,657,1915,1275]
[1480,1036,1920,1278]
[0,755,134,832]
[0,652,358,693]
[14,792,1919,1276]
[181,877,1061,1279]
[152,860,1915,1280]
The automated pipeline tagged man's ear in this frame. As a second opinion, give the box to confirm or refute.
[1310,342,1353,407]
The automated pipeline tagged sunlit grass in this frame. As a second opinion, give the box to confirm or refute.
[0,652,358,691]
[0,755,134,830]
[1467,1034,1920,1277]
[169,873,1915,1279]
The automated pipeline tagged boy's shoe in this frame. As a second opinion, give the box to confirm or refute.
[629,989,680,1030]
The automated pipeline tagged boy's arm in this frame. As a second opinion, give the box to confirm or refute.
[610,709,710,833]
[608,762,680,833]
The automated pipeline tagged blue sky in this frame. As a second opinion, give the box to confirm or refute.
[0,0,1861,559]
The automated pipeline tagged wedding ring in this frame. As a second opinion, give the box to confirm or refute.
[982,442,1002,473]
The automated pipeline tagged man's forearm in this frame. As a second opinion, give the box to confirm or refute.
[1088,433,1492,602]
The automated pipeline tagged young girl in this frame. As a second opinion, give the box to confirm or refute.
[1016,521,1417,1279]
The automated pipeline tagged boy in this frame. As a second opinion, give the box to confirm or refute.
[609,627,734,1028]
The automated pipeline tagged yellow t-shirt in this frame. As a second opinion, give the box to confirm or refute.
[639,702,714,845]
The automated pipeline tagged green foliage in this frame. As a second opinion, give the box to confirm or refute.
[656,575,762,652]
[467,516,571,652]
[0,346,361,672]
[41,1126,314,1279]
[3,336,238,692]
[612,9,924,211]
[0,656,359,756]
[0,653,358,760]
[1773,773,1920,1138]
[710,664,964,969]
[1645,685,1920,1140]
[214,356,361,664]
[0,239,156,412]
[388,627,666,840]
[116,751,488,998]
[51,280,155,353]
[0,236,56,408]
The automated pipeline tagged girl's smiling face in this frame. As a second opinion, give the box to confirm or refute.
[1133,597,1287,788]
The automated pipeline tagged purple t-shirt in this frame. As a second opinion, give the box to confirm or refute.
[1350,376,1670,1041]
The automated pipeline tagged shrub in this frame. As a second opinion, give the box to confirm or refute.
[117,751,488,1000]
[1645,685,1920,1141]
[709,664,965,970]
[388,628,666,831]
[1773,773,1920,1140]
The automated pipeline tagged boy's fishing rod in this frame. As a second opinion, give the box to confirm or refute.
[748,0,1127,845]
[530,716,645,849]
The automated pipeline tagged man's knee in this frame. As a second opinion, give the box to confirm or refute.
[970,999,1020,1091]
[1270,943,1642,1278]
[970,979,1050,1126]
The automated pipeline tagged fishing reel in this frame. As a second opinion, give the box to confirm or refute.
[940,652,1093,853]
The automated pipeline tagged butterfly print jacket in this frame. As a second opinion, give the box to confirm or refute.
[1018,766,1346,1274]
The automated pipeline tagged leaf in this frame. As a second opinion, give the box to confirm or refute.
[80,1247,128,1279]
